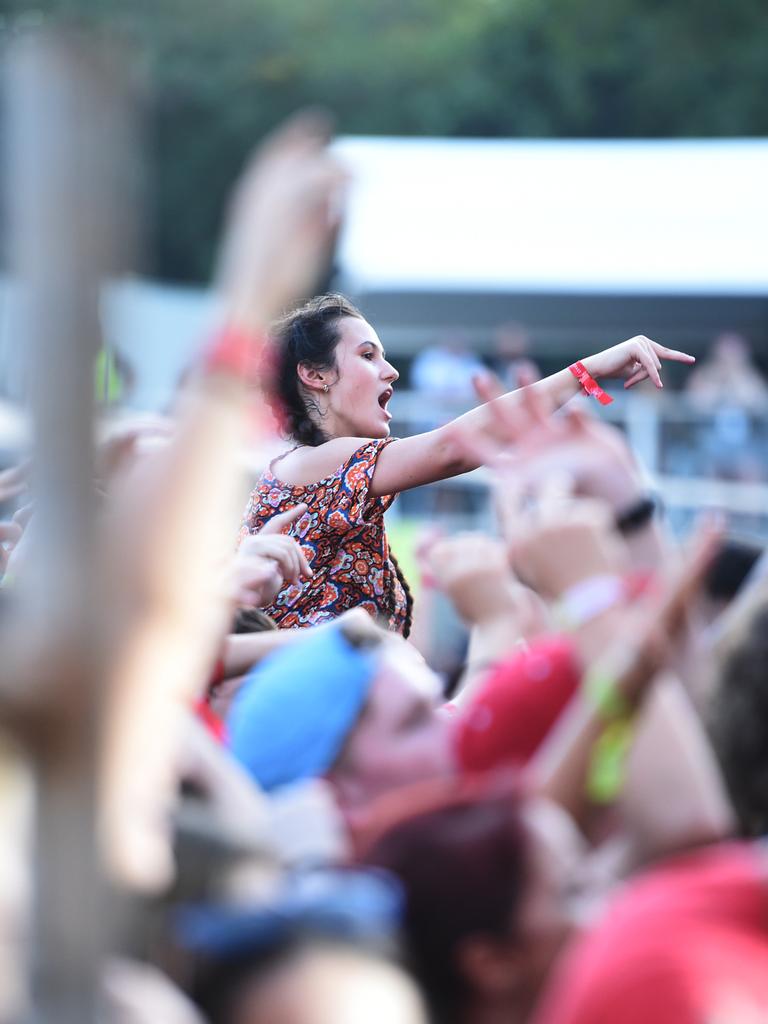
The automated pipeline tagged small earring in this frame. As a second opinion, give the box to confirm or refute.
[323,384,329,393]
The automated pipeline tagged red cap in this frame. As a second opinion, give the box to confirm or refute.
[453,635,582,774]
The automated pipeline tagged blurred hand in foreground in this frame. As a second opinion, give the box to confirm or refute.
[424,532,522,627]
[230,504,312,608]
[0,521,23,576]
[95,417,174,491]
[602,520,723,703]
[501,481,628,600]
[530,518,723,826]
[218,111,348,332]
[0,461,29,505]
[467,371,646,512]
[101,111,347,893]
[447,377,630,598]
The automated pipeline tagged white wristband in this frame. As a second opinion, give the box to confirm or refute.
[557,575,625,629]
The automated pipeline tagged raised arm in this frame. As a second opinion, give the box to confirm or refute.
[528,523,720,830]
[101,114,345,889]
[368,336,694,497]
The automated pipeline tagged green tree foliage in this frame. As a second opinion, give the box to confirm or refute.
[3,0,767,280]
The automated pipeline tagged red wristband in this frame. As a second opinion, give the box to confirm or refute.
[202,324,265,381]
[202,324,281,437]
[623,569,659,602]
[194,699,227,744]
[569,361,613,406]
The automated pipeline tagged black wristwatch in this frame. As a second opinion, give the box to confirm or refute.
[614,494,659,535]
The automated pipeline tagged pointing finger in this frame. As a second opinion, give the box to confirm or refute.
[259,503,308,535]
[653,343,696,364]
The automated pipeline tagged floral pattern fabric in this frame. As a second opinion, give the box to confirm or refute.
[239,438,407,633]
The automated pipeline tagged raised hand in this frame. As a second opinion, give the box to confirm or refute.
[501,478,628,600]
[218,111,348,332]
[594,518,723,706]
[95,417,174,490]
[424,532,520,627]
[0,460,30,504]
[453,372,649,520]
[528,517,722,825]
[230,503,312,607]
[0,520,23,575]
[424,530,551,692]
[257,503,310,541]
[580,336,695,390]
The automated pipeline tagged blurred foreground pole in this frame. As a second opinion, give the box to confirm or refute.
[2,30,133,1023]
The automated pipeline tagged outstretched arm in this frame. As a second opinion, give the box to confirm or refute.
[368,336,694,497]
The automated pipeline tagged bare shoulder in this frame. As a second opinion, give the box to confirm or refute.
[273,437,376,486]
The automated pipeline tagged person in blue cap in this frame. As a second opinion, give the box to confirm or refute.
[227,613,455,811]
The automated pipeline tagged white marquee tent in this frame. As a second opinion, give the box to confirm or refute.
[334,136,768,295]
[333,136,768,357]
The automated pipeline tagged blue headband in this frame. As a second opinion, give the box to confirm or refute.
[177,867,403,954]
[227,623,378,792]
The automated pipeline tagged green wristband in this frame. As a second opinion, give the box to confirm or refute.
[585,669,631,721]
[587,718,634,804]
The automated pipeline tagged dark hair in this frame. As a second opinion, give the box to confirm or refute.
[190,935,301,1024]
[360,779,529,1023]
[709,601,768,837]
[270,293,363,447]
[339,613,386,650]
[232,607,277,634]
[704,537,762,606]
[387,550,413,641]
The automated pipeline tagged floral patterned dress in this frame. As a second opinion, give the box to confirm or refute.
[239,438,408,633]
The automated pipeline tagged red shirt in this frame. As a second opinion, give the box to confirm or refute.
[532,842,768,1024]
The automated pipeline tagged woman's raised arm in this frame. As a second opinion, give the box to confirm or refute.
[368,336,694,497]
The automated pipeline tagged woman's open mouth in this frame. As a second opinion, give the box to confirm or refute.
[378,387,393,419]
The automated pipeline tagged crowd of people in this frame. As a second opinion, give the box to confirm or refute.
[2,112,768,1024]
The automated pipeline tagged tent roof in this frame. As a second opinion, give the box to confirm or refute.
[334,137,768,296]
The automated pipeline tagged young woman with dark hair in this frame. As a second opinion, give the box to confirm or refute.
[240,294,695,636]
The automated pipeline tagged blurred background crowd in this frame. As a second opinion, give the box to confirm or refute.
[0,1,767,1022]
